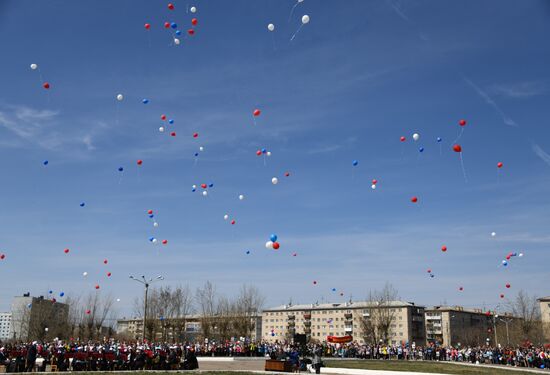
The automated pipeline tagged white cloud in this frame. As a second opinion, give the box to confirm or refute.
[463,77,518,127]
[489,81,547,99]
[532,143,550,167]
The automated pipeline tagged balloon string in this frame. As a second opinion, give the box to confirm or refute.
[288,1,299,22]
[271,33,276,52]
[451,127,464,145]
[439,143,442,156]
[290,24,303,42]
[263,155,266,167]
[459,153,468,183]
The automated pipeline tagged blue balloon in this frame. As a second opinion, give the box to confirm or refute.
[437,137,442,142]
[503,262,508,267]
[332,288,336,292]
[192,188,196,192]
[352,160,358,166]
[246,250,250,254]
[175,30,182,36]
[142,99,149,104]
[43,160,49,165]
[194,152,199,157]
[170,22,177,29]
[270,234,278,242]
[149,236,155,242]
[149,214,154,218]
[80,202,85,207]
[48,290,53,294]
[430,274,435,278]
[118,167,124,172]
[59,292,65,297]
[208,183,214,188]
[261,148,267,154]
[419,147,424,153]
[271,333,275,337]
[169,119,174,124]
[27,304,32,308]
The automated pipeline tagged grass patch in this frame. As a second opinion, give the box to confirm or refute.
[324,359,537,375]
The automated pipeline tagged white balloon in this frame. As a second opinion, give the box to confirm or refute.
[190,6,197,13]
[152,238,158,244]
[268,23,275,32]
[116,94,124,101]
[239,194,244,200]
[153,222,159,227]
[223,214,229,220]
[174,38,180,45]
[271,177,279,185]
[199,146,204,151]
[266,151,272,157]
[192,185,197,189]
[45,328,49,332]
[518,252,524,257]
[491,232,496,237]
[202,191,208,196]
[265,241,274,249]
[83,272,88,277]
[301,15,310,24]
[116,298,121,302]
[371,184,376,190]
[159,126,165,132]
[412,133,420,141]
[298,0,304,2]
[30,63,38,70]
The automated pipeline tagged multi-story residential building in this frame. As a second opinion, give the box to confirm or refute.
[538,296,550,343]
[0,313,11,341]
[10,294,69,341]
[116,315,262,342]
[425,305,518,347]
[262,301,425,345]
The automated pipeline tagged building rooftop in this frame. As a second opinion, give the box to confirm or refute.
[263,300,423,312]
[537,296,550,302]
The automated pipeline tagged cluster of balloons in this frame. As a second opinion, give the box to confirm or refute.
[256,148,272,157]
[265,234,280,250]
[194,146,205,158]
[371,179,378,190]
[426,268,435,278]
[501,251,523,267]
[159,114,177,135]
[223,214,236,225]
[192,182,214,196]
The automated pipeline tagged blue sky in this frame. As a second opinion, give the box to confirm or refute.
[1,0,549,317]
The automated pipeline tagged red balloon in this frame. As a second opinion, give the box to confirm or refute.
[170,132,176,137]
[506,255,511,260]
[459,287,463,291]
[285,172,290,177]
[188,29,195,35]
[193,132,198,138]
[95,284,100,290]
[162,239,168,245]
[452,144,462,153]
[161,114,167,120]
[64,248,70,254]
[292,253,297,257]
[253,109,261,117]
[497,162,503,168]
[147,209,153,214]
[313,281,317,285]
[43,82,50,89]
[201,183,207,189]
[459,119,466,126]
[231,220,236,225]
[427,269,431,273]
[273,242,280,250]
[144,23,151,29]
[168,3,174,10]
[400,136,406,142]
[372,179,378,185]
[411,196,418,203]
[0,254,5,260]
[164,22,170,29]
[107,272,112,277]
[51,298,57,303]
[191,18,198,26]
[441,245,447,252]
[103,259,108,264]
[500,294,504,299]
[137,159,143,165]
[86,309,91,314]
[256,150,262,156]
[505,283,511,288]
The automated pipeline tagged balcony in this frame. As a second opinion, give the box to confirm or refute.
[288,315,295,320]
[304,314,312,320]
[345,327,353,333]
[304,328,311,334]
[287,321,295,327]
[304,321,311,327]
[344,313,353,320]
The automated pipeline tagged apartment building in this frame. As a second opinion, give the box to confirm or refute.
[538,296,550,343]
[262,300,425,345]
[10,295,69,341]
[0,313,11,341]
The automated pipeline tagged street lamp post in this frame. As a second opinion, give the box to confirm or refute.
[129,274,164,341]
[498,316,514,346]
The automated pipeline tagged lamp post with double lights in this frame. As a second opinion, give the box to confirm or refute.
[129,274,164,341]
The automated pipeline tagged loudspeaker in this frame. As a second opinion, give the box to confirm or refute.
[294,334,307,345]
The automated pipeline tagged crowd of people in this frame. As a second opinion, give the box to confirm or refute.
[0,339,549,372]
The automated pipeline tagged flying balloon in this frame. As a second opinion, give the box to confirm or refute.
[272,177,278,185]
[453,144,462,153]
[43,82,50,89]
[190,6,197,13]
[412,133,420,141]
[302,15,310,24]
[30,63,38,70]
[268,23,275,31]
[116,94,124,101]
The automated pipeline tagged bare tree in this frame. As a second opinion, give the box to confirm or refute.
[195,281,217,341]
[361,283,399,344]
[82,292,115,340]
[507,290,543,345]
[232,285,265,339]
